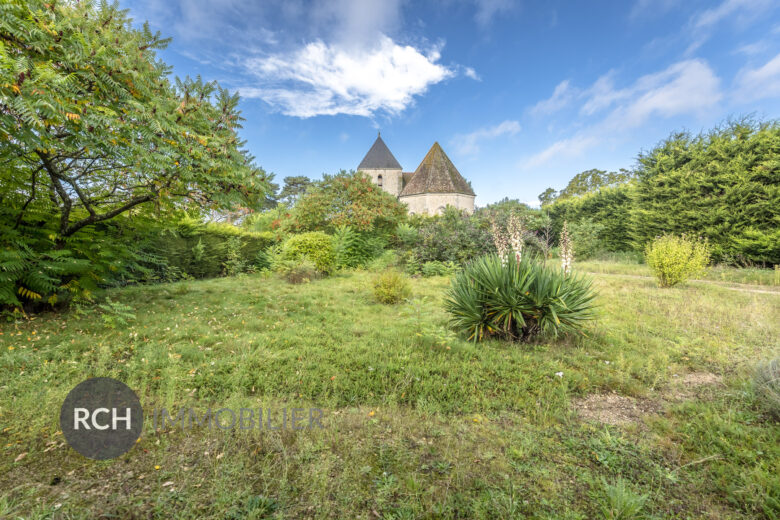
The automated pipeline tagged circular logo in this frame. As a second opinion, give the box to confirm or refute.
[59,377,143,460]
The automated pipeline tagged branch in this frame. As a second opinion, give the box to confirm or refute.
[39,152,72,235]
[63,193,155,237]
[13,166,43,229]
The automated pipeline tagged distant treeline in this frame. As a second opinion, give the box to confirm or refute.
[541,119,779,265]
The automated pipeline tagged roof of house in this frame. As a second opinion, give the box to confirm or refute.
[402,172,415,186]
[358,133,402,170]
[400,142,475,197]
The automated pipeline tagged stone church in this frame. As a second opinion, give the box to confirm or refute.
[357,134,475,215]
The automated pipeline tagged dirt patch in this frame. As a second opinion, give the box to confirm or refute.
[574,393,662,426]
[668,371,723,401]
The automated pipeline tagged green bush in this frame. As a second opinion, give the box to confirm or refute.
[394,223,419,249]
[277,258,319,284]
[332,226,384,268]
[281,232,336,274]
[645,234,710,287]
[444,254,597,342]
[412,207,494,265]
[754,358,780,420]
[0,213,159,309]
[366,250,400,272]
[372,271,411,304]
[568,218,606,260]
[142,219,275,280]
[421,261,458,277]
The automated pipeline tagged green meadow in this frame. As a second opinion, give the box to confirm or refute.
[1,262,778,519]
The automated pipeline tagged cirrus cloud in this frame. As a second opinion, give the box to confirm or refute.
[522,59,722,168]
[452,120,521,155]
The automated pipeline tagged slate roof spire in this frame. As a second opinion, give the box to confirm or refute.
[400,142,475,196]
[358,134,402,170]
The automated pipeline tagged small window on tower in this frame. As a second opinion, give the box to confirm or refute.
[377,175,383,187]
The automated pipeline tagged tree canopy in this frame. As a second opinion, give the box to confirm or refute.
[289,170,407,234]
[0,0,271,240]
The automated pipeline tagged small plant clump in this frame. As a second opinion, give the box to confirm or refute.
[754,358,780,420]
[645,234,710,287]
[445,254,596,342]
[372,270,411,304]
[420,260,458,277]
[279,259,319,284]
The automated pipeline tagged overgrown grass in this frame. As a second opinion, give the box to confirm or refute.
[1,264,778,518]
[577,259,779,286]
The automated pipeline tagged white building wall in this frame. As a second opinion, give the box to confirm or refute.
[360,168,404,197]
[399,193,475,215]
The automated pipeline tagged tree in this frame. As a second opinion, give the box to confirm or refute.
[289,171,407,233]
[557,168,633,200]
[632,119,779,264]
[278,176,312,206]
[0,0,271,242]
[0,0,272,307]
[538,188,558,206]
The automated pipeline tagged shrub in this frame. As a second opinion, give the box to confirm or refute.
[281,232,336,274]
[645,234,710,287]
[568,218,606,260]
[754,358,780,420]
[412,207,494,265]
[421,261,458,277]
[394,223,419,249]
[444,254,597,342]
[366,250,400,272]
[143,219,275,280]
[373,271,411,304]
[278,259,319,284]
[332,226,384,268]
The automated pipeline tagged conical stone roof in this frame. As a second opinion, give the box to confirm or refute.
[400,142,475,196]
[358,134,402,170]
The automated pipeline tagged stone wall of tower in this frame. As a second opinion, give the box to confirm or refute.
[399,193,475,215]
[360,168,404,197]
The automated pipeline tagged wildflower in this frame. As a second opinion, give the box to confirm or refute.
[560,221,573,275]
[154,465,161,470]
[555,372,564,378]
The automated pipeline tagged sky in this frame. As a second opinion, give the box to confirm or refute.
[123,0,780,207]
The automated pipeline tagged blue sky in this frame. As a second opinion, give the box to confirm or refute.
[124,0,780,206]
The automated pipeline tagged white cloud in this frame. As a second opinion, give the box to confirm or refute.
[734,53,780,102]
[522,135,600,169]
[522,59,722,168]
[463,67,481,81]
[452,120,521,155]
[240,36,455,118]
[604,60,722,129]
[309,0,403,48]
[473,0,515,28]
[686,0,775,54]
[530,80,577,116]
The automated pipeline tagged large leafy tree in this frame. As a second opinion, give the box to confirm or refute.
[0,0,271,306]
[289,170,407,233]
[0,0,271,240]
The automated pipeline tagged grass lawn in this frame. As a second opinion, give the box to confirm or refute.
[1,263,778,519]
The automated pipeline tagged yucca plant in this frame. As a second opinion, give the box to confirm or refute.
[444,254,596,342]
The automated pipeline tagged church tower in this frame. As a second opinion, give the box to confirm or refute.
[357,133,404,197]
